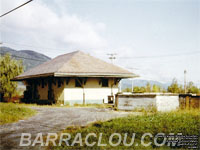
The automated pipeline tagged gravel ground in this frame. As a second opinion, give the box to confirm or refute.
[0,107,130,150]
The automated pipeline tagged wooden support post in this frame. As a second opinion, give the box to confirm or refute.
[186,95,190,109]
[115,94,118,108]
[111,78,114,96]
[76,77,86,105]
[83,88,85,105]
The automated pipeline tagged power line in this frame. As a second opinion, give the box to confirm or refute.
[3,41,67,52]
[0,0,33,18]
[4,41,200,59]
[0,52,46,62]
[2,42,199,63]
[118,51,200,59]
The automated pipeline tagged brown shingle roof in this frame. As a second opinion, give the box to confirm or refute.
[13,51,138,80]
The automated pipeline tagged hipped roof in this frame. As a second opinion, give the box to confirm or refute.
[13,51,138,81]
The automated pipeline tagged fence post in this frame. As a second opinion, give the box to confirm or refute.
[185,95,190,109]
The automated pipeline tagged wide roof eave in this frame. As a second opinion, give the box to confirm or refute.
[12,72,139,81]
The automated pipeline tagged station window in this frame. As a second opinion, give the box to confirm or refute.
[75,78,82,87]
[42,79,45,88]
[58,79,61,88]
[102,78,108,87]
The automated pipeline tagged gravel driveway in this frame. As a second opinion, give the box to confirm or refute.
[0,107,129,150]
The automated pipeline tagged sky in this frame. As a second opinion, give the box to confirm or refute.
[0,0,200,86]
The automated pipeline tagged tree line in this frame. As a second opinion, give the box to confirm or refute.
[123,79,200,94]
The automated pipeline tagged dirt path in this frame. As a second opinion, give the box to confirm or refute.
[0,107,129,150]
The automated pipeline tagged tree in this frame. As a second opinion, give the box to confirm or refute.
[0,53,23,100]
[152,84,161,93]
[122,88,132,92]
[145,82,151,92]
[133,86,146,93]
[161,87,167,93]
[167,78,183,93]
[140,87,146,93]
[133,86,141,93]
[187,82,200,94]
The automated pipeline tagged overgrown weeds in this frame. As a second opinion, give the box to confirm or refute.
[0,102,36,125]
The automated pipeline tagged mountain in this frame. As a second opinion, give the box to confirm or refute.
[121,79,170,90]
[1,46,171,90]
[0,46,51,71]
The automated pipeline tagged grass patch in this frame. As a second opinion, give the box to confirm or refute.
[49,109,200,149]
[0,102,36,125]
[73,103,112,108]
[131,106,158,114]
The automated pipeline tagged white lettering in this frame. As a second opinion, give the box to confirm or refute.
[32,133,44,146]
[97,133,107,146]
[45,133,58,146]
[154,133,166,147]
[85,133,97,146]
[59,133,71,146]
[123,133,135,146]
[71,133,82,146]
[19,133,31,146]
[109,133,122,147]
[141,133,152,147]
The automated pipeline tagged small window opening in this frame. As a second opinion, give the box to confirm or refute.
[42,79,44,88]
[102,78,108,87]
[75,78,82,87]
[58,79,61,88]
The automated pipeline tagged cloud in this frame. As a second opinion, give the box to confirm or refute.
[0,0,107,57]
[1,0,199,85]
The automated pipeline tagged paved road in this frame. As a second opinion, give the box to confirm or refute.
[0,107,129,150]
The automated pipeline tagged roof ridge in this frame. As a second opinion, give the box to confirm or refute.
[55,50,80,58]
[57,50,83,72]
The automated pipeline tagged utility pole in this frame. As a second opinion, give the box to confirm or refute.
[107,53,117,98]
[107,53,117,64]
[127,67,139,92]
[0,42,2,56]
[184,70,187,94]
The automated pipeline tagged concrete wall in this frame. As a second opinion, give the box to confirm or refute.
[116,93,179,112]
[117,95,156,110]
[64,78,118,105]
[156,96,179,111]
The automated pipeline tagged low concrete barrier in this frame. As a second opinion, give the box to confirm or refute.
[115,93,179,112]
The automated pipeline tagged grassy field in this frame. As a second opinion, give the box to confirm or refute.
[0,103,36,125]
[50,109,200,149]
